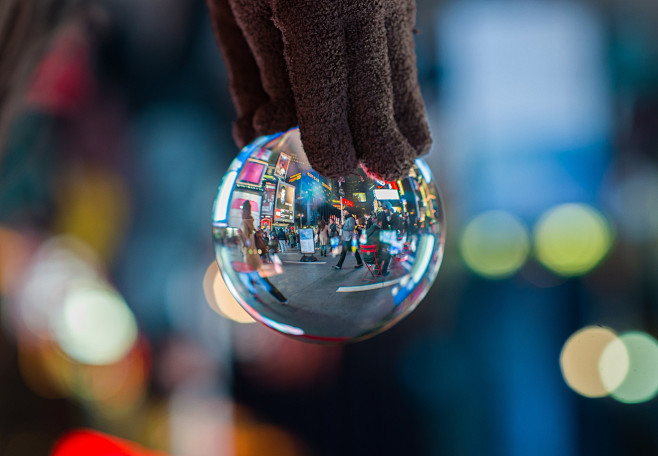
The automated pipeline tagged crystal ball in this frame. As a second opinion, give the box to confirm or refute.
[211,127,445,343]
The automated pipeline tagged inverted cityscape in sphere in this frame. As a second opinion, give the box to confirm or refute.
[211,127,445,342]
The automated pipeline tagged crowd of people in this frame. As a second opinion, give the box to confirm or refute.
[252,225,298,263]
[244,205,412,277]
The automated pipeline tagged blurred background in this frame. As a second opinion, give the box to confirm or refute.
[1,0,658,454]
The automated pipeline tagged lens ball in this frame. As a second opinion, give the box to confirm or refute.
[211,127,445,343]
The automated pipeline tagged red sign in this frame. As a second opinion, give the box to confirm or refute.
[341,198,353,207]
[52,430,167,456]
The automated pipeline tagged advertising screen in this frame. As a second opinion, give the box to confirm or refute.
[274,152,291,180]
[299,228,315,254]
[274,181,295,224]
[373,189,400,200]
[261,182,277,216]
[236,160,267,188]
[228,191,262,228]
[252,147,272,161]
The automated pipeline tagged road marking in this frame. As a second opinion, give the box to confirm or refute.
[283,261,327,264]
[336,279,401,292]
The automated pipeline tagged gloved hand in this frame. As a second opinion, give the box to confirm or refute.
[206,0,431,181]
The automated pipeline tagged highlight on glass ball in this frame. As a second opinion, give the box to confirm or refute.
[211,127,444,343]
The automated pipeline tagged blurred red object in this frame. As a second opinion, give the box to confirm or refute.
[26,23,94,116]
[51,429,168,456]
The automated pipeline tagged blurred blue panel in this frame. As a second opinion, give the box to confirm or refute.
[115,103,226,335]
[478,283,576,456]
[438,1,612,220]
[398,280,577,456]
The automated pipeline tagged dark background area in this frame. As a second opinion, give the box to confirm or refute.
[2,0,658,454]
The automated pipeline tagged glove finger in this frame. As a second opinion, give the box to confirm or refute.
[206,0,267,147]
[386,0,431,156]
[344,7,418,182]
[229,0,297,137]
[273,9,358,178]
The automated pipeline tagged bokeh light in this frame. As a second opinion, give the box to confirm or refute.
[599,335,630,396]
[52,282,138,365]
[459,210,530,278]
[202,262,226,317]
[203,262,255,324]
[563,328,658,404]
[534,203,613,276]
[560,325,618,398]
[16,236,100,340]
[607,332,658,404]
[54,166,131,262]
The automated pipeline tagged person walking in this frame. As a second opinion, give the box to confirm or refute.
[277,227,287,253]
[254,229,269,263]
[268,232,279,254]
[329,217,338,239]
[318,219,330,257]
[238,202,287,302]
[239,202,263,272]
[362,213,392,276]
[334,209,363,270]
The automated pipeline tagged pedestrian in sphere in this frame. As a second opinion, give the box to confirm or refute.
[318,219,330,256]
[334,209,363,270]
[277,227,287,252]
[238,202,287,302]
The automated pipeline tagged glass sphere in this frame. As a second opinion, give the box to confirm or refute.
[211,127,445,343]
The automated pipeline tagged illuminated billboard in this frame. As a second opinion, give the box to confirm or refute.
[252,147,272,161]
[236,159,267,189]
[261,181,277,216]
[228,191,262,228]
[299,228,315,254]
[274,152,291,180]
[373,189,400,200]
[274,181,295,224]
[354,192,367,202]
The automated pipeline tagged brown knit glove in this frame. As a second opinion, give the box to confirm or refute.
[206,0,431,181]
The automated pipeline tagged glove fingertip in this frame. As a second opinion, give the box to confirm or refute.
[409,120,432,157]
[360,159,413,183]
[253,100,298,137]
[233,116,256,149]
[360,143,416,182]
[300,129,359,179]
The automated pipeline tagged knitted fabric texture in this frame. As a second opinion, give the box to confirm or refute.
[207,0,431,181]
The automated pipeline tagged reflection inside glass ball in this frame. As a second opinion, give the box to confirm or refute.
[211,127,444,343]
